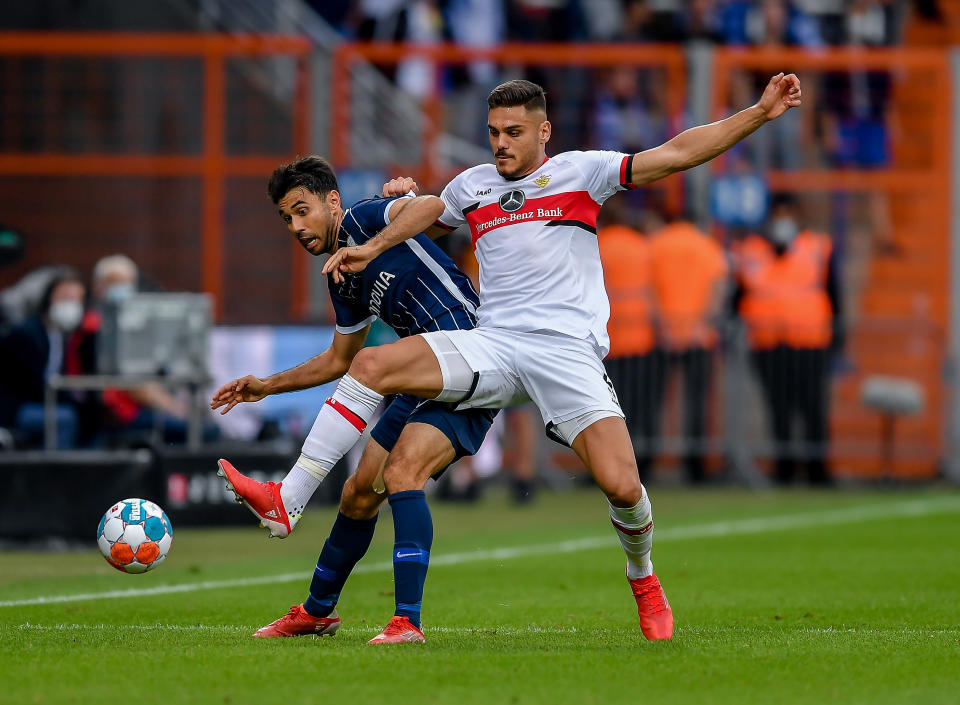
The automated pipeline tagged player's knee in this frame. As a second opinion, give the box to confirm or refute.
[339,474,382,519]
[598,469,644,507]
[382,456,426,494]
[348,348,388,391]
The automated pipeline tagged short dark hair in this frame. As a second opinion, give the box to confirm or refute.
[487,80,547,113]
[267,156,339,204]
[39,268,84,316]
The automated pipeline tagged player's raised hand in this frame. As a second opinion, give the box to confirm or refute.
[322,243,377,283]
[382,176,420,198]
[210,375,268,415]
[755,72,802,121]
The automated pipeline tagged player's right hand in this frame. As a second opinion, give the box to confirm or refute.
[210,375,268,415]
[382,177,420,197]
[322,243,377,283]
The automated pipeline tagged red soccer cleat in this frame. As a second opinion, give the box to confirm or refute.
[628,570,674,641]
[217,458,300,538]
[367,616,425,644]
[252,604,340,638]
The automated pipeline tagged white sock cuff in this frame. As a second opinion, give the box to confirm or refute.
[608,492,652,531]
[334,374,383,417]
[295,453,330,482]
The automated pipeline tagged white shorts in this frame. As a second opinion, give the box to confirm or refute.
[419,327,624,445]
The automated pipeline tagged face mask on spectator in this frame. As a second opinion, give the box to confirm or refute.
[769,217,799,247]
[48,299,84,332]
[105,282,135,303]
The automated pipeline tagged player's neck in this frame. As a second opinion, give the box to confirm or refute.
[502,154,549,181]
[328,208,346,253]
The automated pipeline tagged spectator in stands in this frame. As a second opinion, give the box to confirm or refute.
[74,254,199,446]
[592,67,668,155]
[648,212,728,483]
[597,201,657,481]
[732,195,842,485]
[0,269,87,448]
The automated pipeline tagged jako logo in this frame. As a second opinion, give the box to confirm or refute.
[476,187,492,196]
[499,190,525,212]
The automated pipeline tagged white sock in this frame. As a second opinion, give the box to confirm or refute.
[609,487,654,580]
[286,374,382,511]
[279,465,321,516]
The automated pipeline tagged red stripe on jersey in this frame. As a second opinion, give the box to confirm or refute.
[465,190,602,247]
[433,219,456,232]
[325,398,366,432]
[619,154,629,185]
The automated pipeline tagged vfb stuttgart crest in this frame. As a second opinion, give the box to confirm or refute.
[499,190,526,212]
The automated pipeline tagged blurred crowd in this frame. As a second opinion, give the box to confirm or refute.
[316,0,908,47]
[0,256,213,451]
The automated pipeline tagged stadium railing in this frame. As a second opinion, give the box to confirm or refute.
[0,32,312,322]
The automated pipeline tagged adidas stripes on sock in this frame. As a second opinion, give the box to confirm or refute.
[609,487,654,580]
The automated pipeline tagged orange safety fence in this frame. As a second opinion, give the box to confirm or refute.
[0,32,312,321]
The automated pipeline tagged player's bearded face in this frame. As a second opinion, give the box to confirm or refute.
[278,188,336,256]
[488,106,550,178]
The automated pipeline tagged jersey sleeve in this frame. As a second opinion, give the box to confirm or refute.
[436,174,467,232]
[571,150,632,204]
[347,196,407,244]
[327,279,375,334]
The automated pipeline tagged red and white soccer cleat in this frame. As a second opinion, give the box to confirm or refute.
[252,604,340,638]
[367,616,425,644]
[217,458,301,538]
[628,570,674,641]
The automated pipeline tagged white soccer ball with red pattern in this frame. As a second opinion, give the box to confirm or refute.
[97,498,173,574]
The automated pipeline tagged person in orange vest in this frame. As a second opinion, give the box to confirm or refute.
[733,194,842,485]
[648,213,729,483]
[597,202,657,481]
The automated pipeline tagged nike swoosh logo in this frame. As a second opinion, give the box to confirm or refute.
[395,552,421,559]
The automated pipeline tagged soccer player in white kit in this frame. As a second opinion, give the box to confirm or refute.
[319,74,802,641]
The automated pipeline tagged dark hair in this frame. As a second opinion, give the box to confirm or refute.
[487,80,547,113]
[39,268,84,316]
[267,156,339,204]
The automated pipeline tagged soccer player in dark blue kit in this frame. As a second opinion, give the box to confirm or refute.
[211,156,495,643]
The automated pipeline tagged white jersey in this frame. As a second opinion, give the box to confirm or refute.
[437,150,632,357]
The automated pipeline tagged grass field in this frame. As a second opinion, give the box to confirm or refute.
[2,486,959,704]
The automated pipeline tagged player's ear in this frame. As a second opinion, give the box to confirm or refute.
[326,189,342,213]
[539,120,551,145]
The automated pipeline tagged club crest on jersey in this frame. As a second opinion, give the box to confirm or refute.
[499,190,526,212]
[534,174,551,188]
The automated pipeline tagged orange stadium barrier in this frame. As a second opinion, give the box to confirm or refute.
[0,32,312,320]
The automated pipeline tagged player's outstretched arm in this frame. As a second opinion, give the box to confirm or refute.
[322,195,445,283]
[209,328,369,415]
[630,72,801,186]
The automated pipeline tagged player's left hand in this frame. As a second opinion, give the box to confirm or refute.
[322,243,377,283]
[382,177,420,197]
[755,72,801,121]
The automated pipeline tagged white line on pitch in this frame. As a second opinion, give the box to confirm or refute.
[2,495,958,609]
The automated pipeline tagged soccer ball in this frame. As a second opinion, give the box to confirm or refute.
[97,498,173,574]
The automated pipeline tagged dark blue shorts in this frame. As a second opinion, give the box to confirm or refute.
[370,393,497,469]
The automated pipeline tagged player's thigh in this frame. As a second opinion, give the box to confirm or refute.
[340,438,390,520]
[421,328,528,408]
[571,416,643,507]
[381,422,457,494]
[348,335,443,398]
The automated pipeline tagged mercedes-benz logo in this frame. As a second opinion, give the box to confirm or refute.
[499,190,526,213]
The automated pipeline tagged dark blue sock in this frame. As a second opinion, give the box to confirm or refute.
[303,512,378,618]
[388,489,433,630]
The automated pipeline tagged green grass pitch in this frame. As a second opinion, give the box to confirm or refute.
[2,487,959,704]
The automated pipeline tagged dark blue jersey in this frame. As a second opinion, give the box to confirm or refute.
[329,197,480,338]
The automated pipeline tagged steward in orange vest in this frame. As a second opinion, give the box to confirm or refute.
[732,196,842,486]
